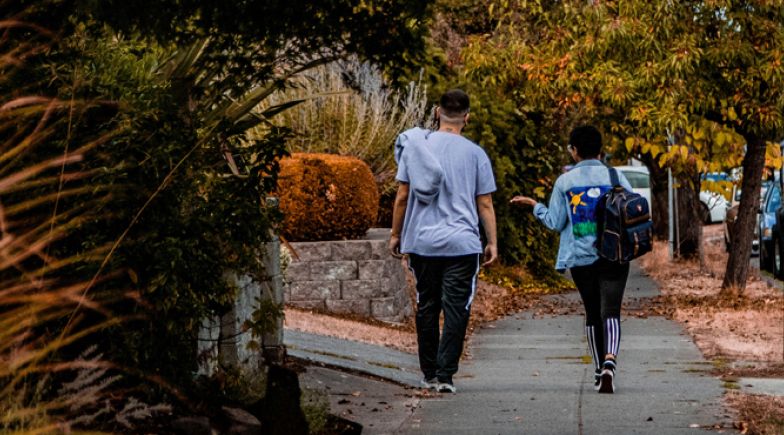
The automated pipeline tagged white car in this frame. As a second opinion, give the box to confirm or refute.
[614,165,727,224]
[614,165,651,204]
[699,190,728,223]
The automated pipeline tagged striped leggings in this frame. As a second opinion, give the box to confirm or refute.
[570,259,630,370]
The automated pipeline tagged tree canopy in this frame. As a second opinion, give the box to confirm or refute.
[464,0,784,291]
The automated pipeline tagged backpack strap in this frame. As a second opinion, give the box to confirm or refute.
[608,167,621,188]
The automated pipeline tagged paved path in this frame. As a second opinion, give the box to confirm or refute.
[399,265,736,435]
[285,329,420,386]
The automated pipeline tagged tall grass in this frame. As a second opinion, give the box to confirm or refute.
[257,58,430,195]
[0,23,152,433]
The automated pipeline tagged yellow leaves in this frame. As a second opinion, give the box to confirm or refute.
[715,131,726,147]
[765,141,782,170]
[533,186,546,199]
[679,145,690,159]
[625,137,635,152]
[727,107,738,121]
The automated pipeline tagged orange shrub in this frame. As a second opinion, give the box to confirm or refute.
[276,153,380,241]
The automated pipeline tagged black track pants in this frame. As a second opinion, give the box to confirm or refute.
[408,253,480,383]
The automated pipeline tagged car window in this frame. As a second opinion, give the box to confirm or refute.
[766,184,781,213]
[621,171,650,189]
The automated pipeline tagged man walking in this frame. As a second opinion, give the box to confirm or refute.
[389,89,498,393]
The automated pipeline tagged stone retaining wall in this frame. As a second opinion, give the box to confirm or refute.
[285,230,412,322]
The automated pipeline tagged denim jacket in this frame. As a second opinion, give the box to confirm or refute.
[533,159,632,270]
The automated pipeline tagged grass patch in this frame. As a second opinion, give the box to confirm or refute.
[301,388,330,434]
[682,368,708,374]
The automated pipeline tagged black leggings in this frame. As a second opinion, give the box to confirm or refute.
[570,258,630,369]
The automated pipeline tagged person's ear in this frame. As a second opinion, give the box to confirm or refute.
[464,113,470,126]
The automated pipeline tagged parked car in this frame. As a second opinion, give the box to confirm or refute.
[699,191,728,223]
[615,165,727,223]
[614,165,650,204]
[759,183,781,273]
[774,194,784,279]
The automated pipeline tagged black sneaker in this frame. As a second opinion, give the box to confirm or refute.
[598,360,616,394]
[420,377,439,390]
[593,369,602,391]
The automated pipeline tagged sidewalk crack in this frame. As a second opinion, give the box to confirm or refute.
[577,367,586,435]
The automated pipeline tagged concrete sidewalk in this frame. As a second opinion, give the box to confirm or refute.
[399,265,736,434]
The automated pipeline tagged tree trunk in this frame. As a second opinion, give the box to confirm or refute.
[676,172,702,259]
[722,134,767,294]
[641,153,670,239]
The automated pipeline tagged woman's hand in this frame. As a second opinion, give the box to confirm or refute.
[509,195,537,207]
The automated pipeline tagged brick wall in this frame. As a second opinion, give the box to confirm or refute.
[284,230,412,322]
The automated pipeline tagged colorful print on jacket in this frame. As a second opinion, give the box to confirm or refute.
[567,186,611,239]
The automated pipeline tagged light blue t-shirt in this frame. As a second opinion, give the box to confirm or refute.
[396,132,496,256]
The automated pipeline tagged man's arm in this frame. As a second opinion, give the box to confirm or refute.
[476,193,498,267]
[389,183,410,258]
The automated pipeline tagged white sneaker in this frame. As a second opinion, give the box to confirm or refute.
[420,377,439,390]
[437,382,457,393]
[598,368,615,394]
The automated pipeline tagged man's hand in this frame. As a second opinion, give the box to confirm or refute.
[389,235,403,259]
[510,195,537,207]
[482,243,498,267]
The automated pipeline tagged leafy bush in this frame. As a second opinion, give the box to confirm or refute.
[259,58,430,225]
[4,0,433,401]
[277,153,379,241]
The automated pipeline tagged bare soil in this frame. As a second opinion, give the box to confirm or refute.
[284,308,418,354]
[725,392,784,435]
[639,224,784,435]
[639,225,784,363]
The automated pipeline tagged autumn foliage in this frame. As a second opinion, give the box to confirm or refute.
[277,153,380,241]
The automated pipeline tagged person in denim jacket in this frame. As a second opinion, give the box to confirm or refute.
[512,125,632,394]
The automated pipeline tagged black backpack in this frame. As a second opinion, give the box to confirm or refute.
[595,168,653,263]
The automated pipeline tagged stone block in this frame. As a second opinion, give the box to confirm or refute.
[342,280,383,300]
[283,283,291,302]
[358,260,386,281]
[290,242,331,261]
[284,260,310,282]
[288,300,326,310]
[381,277,405,297]
[385,258,406,278]
[369,239,389,260]
[331,241,372,260]
[365,228,391,240]
[309,261,357,281]
[289,281,340,301]
[326,299,370,316]
[371,297,398,318]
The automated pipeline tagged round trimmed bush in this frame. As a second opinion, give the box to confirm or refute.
[276,153,379,241]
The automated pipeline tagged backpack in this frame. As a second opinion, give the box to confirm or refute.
[595,167,653,263]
